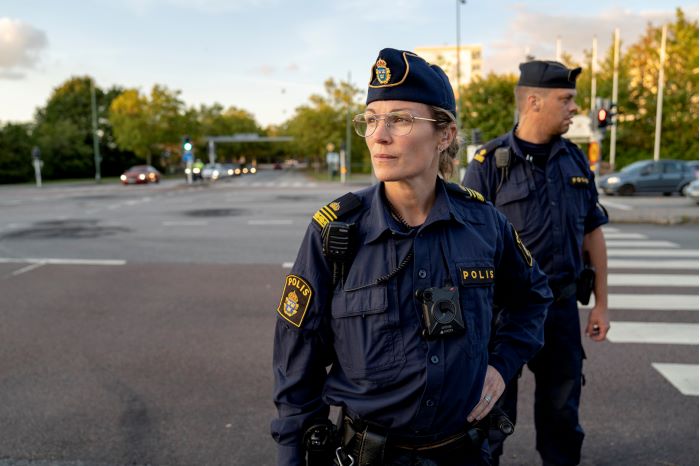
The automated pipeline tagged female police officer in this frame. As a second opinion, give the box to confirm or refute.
[272,48,552,466]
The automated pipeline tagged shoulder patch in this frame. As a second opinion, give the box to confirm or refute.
[277,274,314,328]
[512,225,533,267]
[446,182,486,203]
[473,148,487,163]
[312,192,362,230]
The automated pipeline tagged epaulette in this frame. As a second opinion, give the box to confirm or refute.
[312,192,363,230]
[472,137,506,164]
[445,182,486,203]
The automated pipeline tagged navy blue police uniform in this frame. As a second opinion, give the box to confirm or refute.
[271,47,553,466]
[463,61,609,466]
[271,180,553,465]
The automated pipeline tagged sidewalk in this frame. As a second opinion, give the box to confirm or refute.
[601,196,699,225]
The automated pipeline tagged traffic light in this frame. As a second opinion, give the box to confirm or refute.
[183,136,193,152]
[596,107,610,128]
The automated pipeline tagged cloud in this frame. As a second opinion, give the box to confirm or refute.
[484,5,698,74]
[0,18,48,77]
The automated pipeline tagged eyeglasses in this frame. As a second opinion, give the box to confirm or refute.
[352,111,437,138]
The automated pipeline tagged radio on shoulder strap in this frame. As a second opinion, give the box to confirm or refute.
[322,221,357,287]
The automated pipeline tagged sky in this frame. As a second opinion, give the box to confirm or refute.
[1,1,697,127]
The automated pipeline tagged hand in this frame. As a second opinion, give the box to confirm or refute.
[467,365,505,423]
[585,304,610,341]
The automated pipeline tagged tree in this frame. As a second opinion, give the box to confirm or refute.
[196,104,263,163]
[281,79,369,172]
[109,85,188,167]
[459,73,519,143]
[0,123,34,183]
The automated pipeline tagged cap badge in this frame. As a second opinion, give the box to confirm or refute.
[375,58,391,85]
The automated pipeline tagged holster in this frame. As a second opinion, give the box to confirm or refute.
[576,267,595,305]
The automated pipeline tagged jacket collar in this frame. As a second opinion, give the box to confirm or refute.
[363,178,465,245]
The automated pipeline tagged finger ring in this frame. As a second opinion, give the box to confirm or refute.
[484,394,492,403]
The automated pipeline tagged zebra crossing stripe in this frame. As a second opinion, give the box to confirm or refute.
[602,227,620,233]
[607,249,697,258]
[608,259,698,270]
[651,363,699,396]
[605,240,679,248]
[604,233,648,240]
[582,294,698,311]
[608,274,698,287]
[607,322,698,344]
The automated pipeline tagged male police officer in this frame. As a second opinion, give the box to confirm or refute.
[463,61,610,466]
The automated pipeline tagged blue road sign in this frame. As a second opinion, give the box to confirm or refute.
[183,151,194,163]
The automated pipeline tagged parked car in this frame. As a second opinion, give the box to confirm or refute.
[599,159,696,196]
[201,163,226,181]
[685,160,699,178]
[683,179,699,204]
[120,165,161,185]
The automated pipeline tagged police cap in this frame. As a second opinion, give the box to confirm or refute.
[366,48,456,115]
[517,60,582,89]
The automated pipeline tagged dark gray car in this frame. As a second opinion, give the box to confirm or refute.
[599,159,696,196]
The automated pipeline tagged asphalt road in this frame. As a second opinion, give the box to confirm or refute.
[0,170,697,466]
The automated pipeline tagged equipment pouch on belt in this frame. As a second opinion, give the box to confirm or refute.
[576,251,596,305]
[303,419,340,466]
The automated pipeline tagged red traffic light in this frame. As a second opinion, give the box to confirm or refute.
[597,108,608,122]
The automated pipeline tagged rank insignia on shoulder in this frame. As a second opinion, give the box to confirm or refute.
[570,176,589,187]
[512,225,533,267]
[447,183,486,203]
[312,192,362,230]
[277,274,313,328]
[473,149,487,163]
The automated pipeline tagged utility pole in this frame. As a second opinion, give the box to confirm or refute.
[342,71,352,184]
[90,78,101,183]
[590,36,597,112]
[653,25,667,162]
[456,0,466,131]
[610,28,620,171]
[556,36,562,62]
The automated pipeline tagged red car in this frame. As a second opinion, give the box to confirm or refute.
[120,165,161,185]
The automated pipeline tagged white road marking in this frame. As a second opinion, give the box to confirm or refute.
[10,262,45,276]
[607,322,698,345]
[582,294,698,311]
[601,200,633,211]
[282,262,294,269]
[248,220,294,225]
[602,226,620,233]
[603,233,648,240]
[608,259,698,270]
[607,249,697,258]
[162,220,209,226]
[605,240,679,248]
[0,258,126,266]
[651,363,699,396]
[608,274,698,287]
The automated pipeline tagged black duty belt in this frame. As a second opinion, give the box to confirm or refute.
[339,416,480,465]
[549,280,577,303]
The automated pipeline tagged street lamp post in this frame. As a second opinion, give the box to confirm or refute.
[456,0,466,132]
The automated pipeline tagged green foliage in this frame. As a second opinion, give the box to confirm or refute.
[281,78,370,172]
[109,85,188,168]
[196,104,263,163]
[0,123,34,183]
[459,72,518,143]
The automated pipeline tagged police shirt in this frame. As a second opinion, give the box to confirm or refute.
[271,178,552,465]
[463,130,608,285]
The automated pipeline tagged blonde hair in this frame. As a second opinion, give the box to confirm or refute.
[430,106,463,179]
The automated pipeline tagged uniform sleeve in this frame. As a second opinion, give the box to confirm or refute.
[271,224,334,466]
[584,170,609,234]
[463,154,498,202]
[489,211,552,383]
